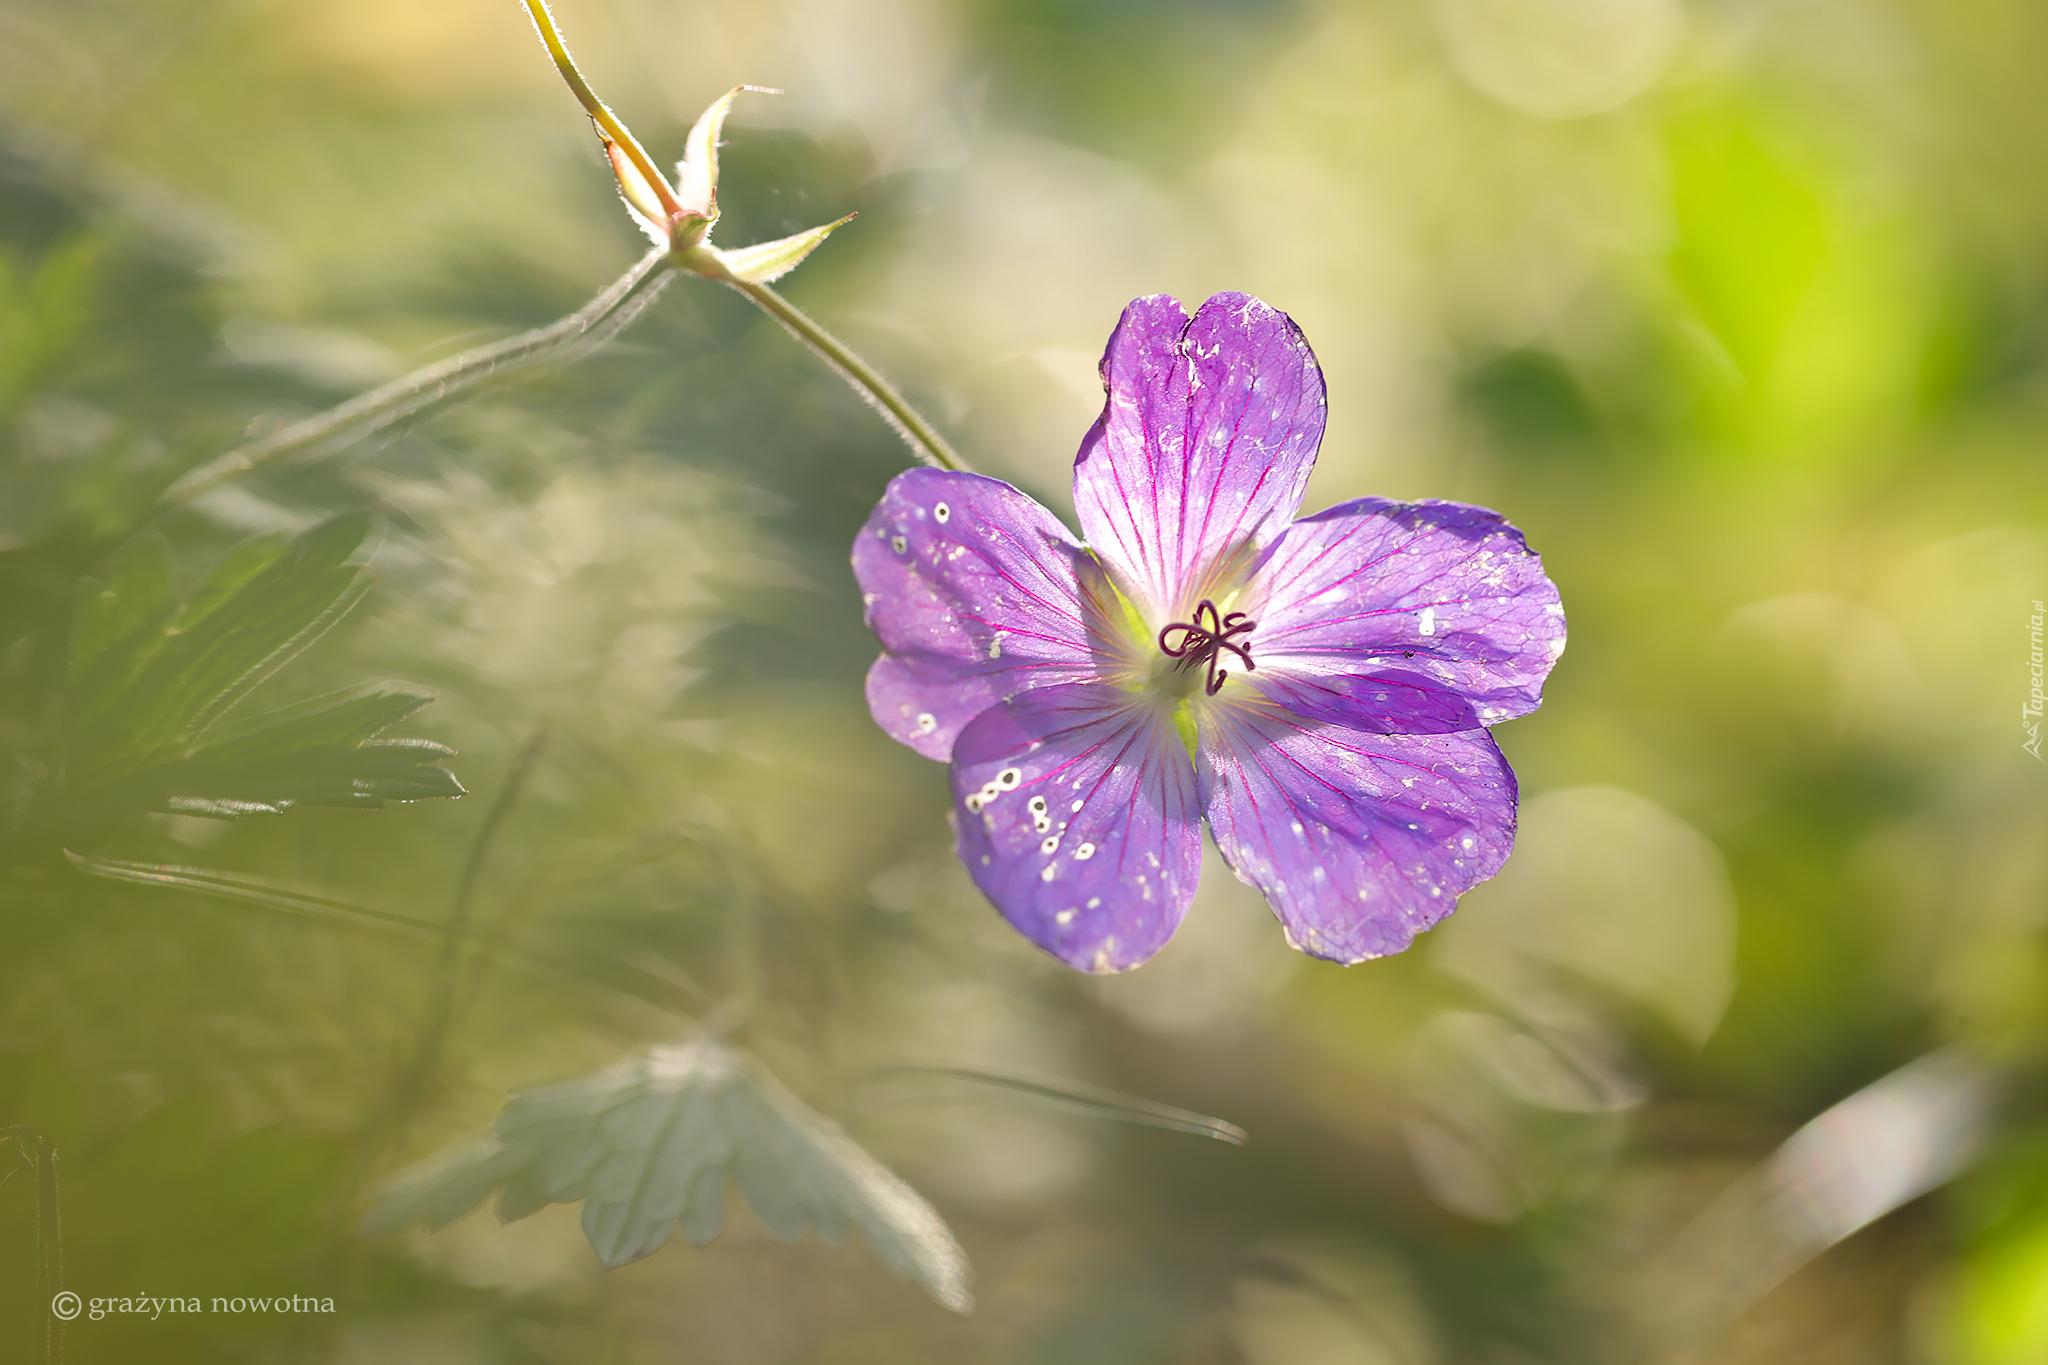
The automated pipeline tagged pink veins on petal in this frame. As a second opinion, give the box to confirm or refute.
[852,291,1566,972]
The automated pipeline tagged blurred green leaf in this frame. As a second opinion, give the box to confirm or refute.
[39,512,462,848]
[0,233,103,413]
[363,1038,974,1312]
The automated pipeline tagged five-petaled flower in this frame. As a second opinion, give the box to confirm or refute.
[853,293,1565,973]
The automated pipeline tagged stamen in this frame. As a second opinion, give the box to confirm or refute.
[1157,599,1257,695]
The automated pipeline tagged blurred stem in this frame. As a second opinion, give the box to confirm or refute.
[1,1127,63,1365]
[68,852,706,1014]
[732,280,968,472]
[385,729,550,1140]
[865,1067,1249,1145]
[519,0,683,222]
[704,834,764,1038]
[156,247,675,506]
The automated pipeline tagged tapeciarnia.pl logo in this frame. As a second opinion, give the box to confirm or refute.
[2026,599,2044,761]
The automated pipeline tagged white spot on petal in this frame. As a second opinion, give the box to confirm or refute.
[1418,606,1436,636]
[890,534,907,555]
[1056,908,1075,926]
[996,768,1022,790]
[1041,863,1057,882]
[1073,842,1096,861]
[915,712,937,736]
[934,501,951,523]
[1041,834,1060,855]
[988,634,1005,659]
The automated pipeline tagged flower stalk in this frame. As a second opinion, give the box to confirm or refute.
[733,279,966,471]
[158,245,676,506]
[157,0,964,508]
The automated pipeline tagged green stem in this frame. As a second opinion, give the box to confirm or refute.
[387,728,550,1139]
[516,0,966,472]
[732,279,968,473]
[702,833,764,1038]
[66,852,704,1014]
[157,246,675,506]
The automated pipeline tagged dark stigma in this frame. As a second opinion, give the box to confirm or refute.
[1158,600,1257,696]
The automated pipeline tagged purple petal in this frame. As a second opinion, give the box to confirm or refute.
[1198,696,1517,964]
[950,683,1201,973]
[1243,498,1565,729]
[854,468,1109,760]
[865,654,1008,762]
[1073,293,1326,623]
[1239,668,1483,735]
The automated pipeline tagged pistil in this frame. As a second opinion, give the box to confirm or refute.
[1157,600,1257,696]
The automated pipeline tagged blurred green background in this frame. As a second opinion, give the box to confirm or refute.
[3,0,2046,1360]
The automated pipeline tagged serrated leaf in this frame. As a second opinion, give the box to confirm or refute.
[713,215,854,285]
[69,513,376,783]
[363,1039,973,1312]
[193,685,429,756]
[49,516,462,847]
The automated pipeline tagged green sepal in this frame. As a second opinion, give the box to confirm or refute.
[707,214,856,285]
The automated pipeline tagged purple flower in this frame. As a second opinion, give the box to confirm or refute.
[854,293,1565,973]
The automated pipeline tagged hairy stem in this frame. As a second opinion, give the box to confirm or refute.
[732,279,968,472]
[158,246,675,506]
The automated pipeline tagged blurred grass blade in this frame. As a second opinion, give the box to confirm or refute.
[66,854,702,1016]
[363,1039,974,1312]
[160,245,675,504]
[68,853,450,939]
[1641,1046,1995,1343]
[869,1065,1248,1145]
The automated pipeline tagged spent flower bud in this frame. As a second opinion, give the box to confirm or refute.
[520,2,849,285]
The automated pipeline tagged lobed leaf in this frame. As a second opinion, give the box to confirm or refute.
[363,1038,973,1312]
[48,515,463,847]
